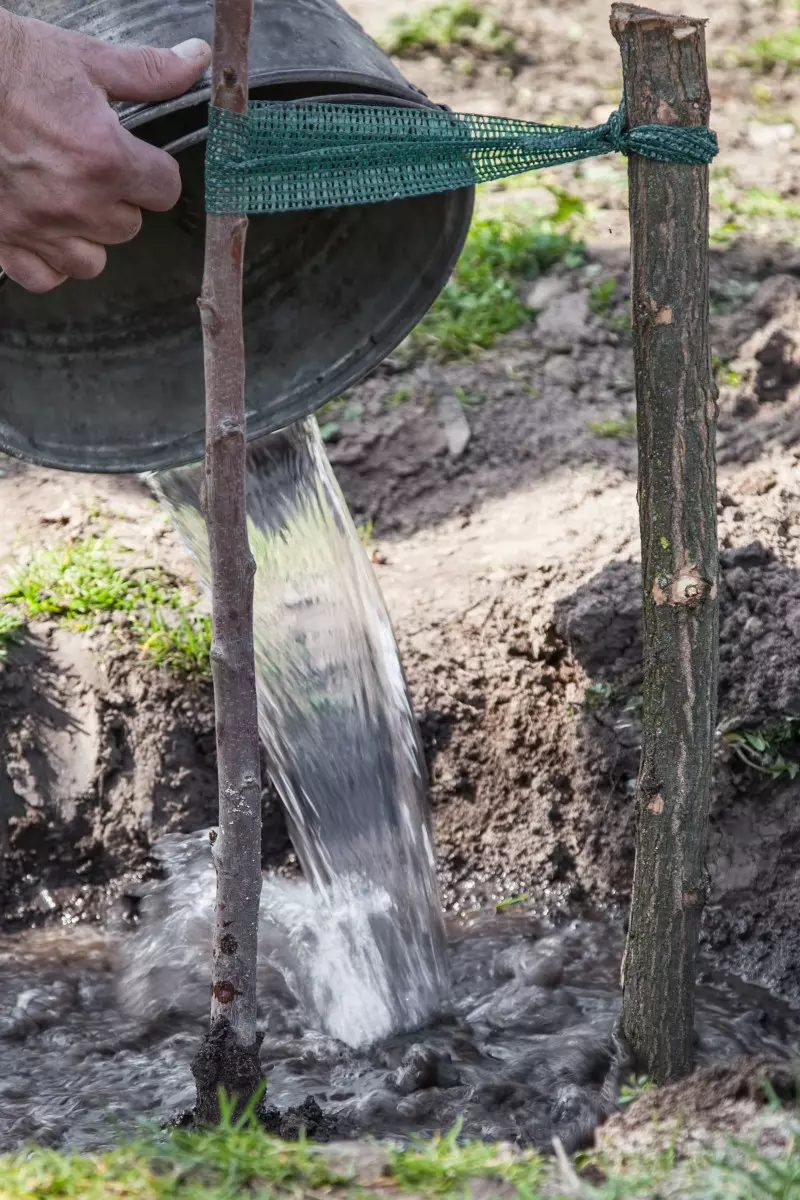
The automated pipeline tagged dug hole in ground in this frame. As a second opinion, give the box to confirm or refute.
[1,0,800,1179]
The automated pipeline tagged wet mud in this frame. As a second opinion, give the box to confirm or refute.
[1,835,798,1153]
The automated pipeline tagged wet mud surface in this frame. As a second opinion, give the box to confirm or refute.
[1,838,798,1154]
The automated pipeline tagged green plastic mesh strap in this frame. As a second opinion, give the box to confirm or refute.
[205,100,718,216]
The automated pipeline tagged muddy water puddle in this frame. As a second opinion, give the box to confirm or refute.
[1,839,797,1154]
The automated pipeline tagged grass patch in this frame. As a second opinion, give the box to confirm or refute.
[390,1125,544,1196]
[0,1103,550,1200]
[618,1075,656,1107]
[384,386,412,410]
[710,222,742,247]
[4,1100,800,1200]
[495,893,530,911]
[1,1119,345,1200]
[357,520,374,547]
[742,28,800,71]
[723,719,800,781]
[407,194,583,360]
[588,277,631,333]
[137,609,212,677]
[454,385,484,409]
[316,397,365,444]
[711,184,800,245]
[588,415,637,440]
[583,681,618,709]
[318,420,341,443]
[579,684,642,722]
[0,608,25,661]
[701,1134,800,1199]
[733,188,800,221]
[5,538,145,623]
[589,277,617,317]
[2,537,210,677]
[712,355,743,389]
[380,1,516,62]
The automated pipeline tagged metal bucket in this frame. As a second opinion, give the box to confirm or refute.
[0,1,473,473]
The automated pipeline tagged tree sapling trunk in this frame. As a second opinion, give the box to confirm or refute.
[610,2,719,1083]
[190,0,265,1124]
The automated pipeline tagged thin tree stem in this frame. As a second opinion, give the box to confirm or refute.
[191,0,264,1123]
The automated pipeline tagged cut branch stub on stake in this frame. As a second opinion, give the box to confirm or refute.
[610,2,719,1084]
[191,0,266,1125]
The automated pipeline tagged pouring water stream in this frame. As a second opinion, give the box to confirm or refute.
[152,417,448,1046]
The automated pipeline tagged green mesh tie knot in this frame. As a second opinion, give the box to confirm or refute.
[205,99,718,216]
[602,102,628,155]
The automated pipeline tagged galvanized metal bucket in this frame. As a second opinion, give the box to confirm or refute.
[0,0,473,473]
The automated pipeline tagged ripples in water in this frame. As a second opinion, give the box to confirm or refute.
[1,831,797,1154]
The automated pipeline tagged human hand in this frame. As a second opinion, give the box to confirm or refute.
[0,9,211,292]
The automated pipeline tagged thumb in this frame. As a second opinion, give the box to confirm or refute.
[88,37,212,103]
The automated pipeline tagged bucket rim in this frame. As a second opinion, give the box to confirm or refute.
[119,70,437,135]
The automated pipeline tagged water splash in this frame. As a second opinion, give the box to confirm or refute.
[118,832,417,1047]
[152,419,447,1042]
[3,855,797,1153]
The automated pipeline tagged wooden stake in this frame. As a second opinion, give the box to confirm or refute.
[190,0,265,1123]
[610,3,719,1083]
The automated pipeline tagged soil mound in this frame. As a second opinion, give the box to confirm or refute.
[0,624,290,928]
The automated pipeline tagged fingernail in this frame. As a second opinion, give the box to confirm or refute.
[171,38,211,62]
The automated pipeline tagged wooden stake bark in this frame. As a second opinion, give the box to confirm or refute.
[190,0,265,1124]
[610,3,719,1083]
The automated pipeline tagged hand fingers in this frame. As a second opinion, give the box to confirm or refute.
[0,244,67,293]
[0,205,140,291]
[116,127,183,212]
[91,201,142,246]
[87,38,211,104]
[37,237,107,280]
[35,202,143,247]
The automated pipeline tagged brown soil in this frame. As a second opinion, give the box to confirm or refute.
[0,614,292,928]
[596,1057,799,1162]
[0,620,215,924]
[1,0,799,1040]
[373,268,800,1008]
